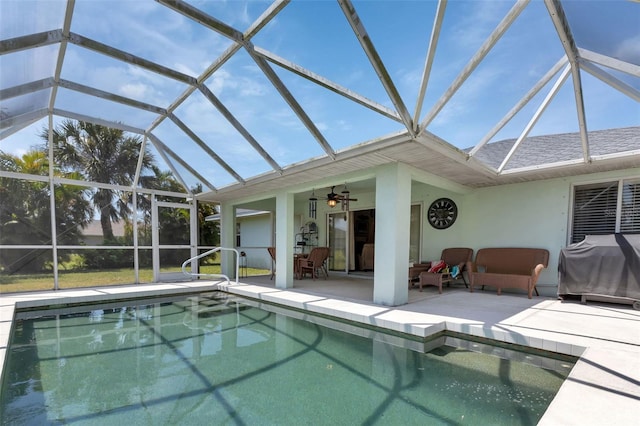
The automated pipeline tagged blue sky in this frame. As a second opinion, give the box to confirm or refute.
[1,0,638,190]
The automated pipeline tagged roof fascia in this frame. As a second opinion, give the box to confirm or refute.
[500,150,640,176]
[414,132,498,179]
[407,164,473,195]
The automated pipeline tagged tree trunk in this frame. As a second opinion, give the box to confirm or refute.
[100,210,114,241]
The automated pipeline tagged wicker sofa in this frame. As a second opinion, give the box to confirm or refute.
[466,248,549,298]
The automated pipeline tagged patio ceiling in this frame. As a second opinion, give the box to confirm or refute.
[1,0,638,203]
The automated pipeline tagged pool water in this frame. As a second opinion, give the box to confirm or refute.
[1,292,574,425]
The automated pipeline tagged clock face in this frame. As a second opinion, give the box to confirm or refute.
[428,198,458,229]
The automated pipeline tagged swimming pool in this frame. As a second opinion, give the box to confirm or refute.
[1,292,574,425]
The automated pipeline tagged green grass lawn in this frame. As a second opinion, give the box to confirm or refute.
[0,265,270,293]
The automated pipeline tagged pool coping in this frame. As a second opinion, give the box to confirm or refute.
[1,281,638,425]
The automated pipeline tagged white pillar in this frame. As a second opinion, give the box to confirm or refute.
[374,163,412,306]
[275,191,295,288]
[219,202,235,278]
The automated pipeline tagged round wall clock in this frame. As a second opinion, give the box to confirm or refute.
[427,198,458,229]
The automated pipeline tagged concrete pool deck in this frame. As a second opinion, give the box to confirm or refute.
[1,276,638,425]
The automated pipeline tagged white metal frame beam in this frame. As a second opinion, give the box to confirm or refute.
[0,116,43,140]
[0,78,54,100]
[168,113,245,183]
[544,0,589,162]
[418,0,530,133]
[58,79,168,115]
[338,0,414,134]
[413,0,447,130]
[0,109,48,131]
[254,46,401,122]
[147,133,216,192]
[246,45,337,159]
[67,32,196,86]
[53,108,145,134]
[498,64,572,172]
[197,83,282,173]
[469,56,568,157]
[0,30,63,54]
[579,48,640,78]
[580,61,640,103]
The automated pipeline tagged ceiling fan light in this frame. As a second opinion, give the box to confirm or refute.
[327,198,338,208]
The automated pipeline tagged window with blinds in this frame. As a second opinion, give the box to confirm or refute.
[571,179,640,244]
[621,180,640,233]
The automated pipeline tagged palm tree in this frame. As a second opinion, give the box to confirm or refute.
[0,149,92,272]
[43,120,155,241]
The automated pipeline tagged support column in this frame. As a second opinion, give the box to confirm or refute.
[374,163,412,306]
[275,191,295,288]
[219,202,236,278]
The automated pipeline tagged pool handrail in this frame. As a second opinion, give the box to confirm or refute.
[181,247,239,285]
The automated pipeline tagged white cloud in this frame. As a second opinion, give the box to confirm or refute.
[336,119,352,132]
[616,34,640,65]
[119,83,149,100]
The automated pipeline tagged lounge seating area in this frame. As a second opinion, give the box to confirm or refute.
[466,247,550,299]
[418,248,474,293]
[411,247,549,299]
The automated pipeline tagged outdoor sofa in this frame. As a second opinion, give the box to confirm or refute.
[466,247,549,299]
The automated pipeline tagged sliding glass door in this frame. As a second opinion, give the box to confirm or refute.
[327,212,348,272]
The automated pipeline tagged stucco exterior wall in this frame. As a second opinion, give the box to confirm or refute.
[237,215,272,270]
[418,168,640,297]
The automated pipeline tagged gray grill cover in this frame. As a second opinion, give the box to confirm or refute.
[558,234,640,300]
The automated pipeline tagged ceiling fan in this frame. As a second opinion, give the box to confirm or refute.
[325,185,358,209]
[308,183,358,218]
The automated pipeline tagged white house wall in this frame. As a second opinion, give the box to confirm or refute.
[418,168,640,297]
[238,215,272,270]
[226,165,637,299]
